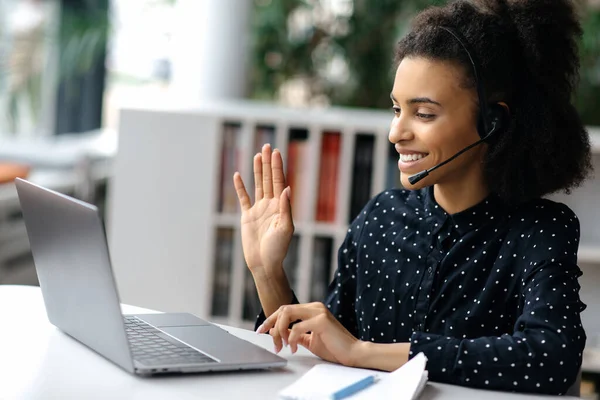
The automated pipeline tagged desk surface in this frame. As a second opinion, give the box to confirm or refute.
[0,285,575,399]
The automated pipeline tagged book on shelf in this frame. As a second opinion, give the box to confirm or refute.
[349,134,375,223]
[249,125,277,200]
[310,237,334,302]
[287,129,309,221]
[254,125,276,152]
[218,123,243,214]
[316,131,341,222]
[211,227,234,317]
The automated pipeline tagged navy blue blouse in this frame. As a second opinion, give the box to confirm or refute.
[257,186,586,395]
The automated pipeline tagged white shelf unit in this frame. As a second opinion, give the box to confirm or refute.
[108,101,600,330]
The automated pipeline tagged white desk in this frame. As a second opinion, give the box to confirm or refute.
[0,286,576,399]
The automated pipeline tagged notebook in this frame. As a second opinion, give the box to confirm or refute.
[279,352,428,400]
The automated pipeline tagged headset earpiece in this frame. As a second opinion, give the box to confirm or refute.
[478,103,508,139]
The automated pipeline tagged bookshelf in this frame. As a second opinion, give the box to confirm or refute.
[108,101,600,333]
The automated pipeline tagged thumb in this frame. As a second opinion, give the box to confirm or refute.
[297,333,311,349]
[279,186,293,226]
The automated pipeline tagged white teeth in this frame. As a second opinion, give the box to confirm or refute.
[400,153,426,162]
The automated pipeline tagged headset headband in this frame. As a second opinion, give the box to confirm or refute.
[439,26,491,134]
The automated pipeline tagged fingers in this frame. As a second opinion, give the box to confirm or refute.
[271,149,286,197]
[253,144,284,202]
[262,144,274,199]
[274,307,292,351]
[256,310,281,353]
[233,172,251,211]
[259,304,321,353]
[253,153,263,202]
[287,320,312,354]
[260,305,316,334]
[269,327,285,354]
[279,187,293,227]
[296,333,312,353]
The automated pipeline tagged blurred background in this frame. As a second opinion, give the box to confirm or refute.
[2,0,599,138]
[1,0,600,395]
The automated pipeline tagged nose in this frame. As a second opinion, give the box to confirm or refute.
[388,114,413,144]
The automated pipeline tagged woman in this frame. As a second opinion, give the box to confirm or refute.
[232,0,592,395]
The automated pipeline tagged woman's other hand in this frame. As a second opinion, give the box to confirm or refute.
[256,302,362,367]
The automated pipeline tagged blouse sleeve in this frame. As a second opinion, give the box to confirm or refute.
[409,203,586,395]
[323,194,380,338]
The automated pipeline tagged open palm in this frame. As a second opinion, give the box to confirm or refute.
[233,144,294,272]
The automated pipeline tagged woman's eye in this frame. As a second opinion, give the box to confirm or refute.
[392,106,401,115]
[416,112,435,120]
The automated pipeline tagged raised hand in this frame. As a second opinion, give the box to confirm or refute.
[233,144,294,275]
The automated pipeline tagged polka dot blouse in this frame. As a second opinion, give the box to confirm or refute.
[256,186,586,395]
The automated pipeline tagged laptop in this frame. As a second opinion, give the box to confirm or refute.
[15,178,287,375]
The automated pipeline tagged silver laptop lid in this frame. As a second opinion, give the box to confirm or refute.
[15,178,134,373]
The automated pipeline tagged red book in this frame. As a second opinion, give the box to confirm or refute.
[287,140,308,221]
[316,132,341,222]
[326,134,341,221]
[219,125,237,213]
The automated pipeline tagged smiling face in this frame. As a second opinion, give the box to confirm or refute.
[389,57,487,191]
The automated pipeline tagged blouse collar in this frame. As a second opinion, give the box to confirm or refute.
[423,185,505,236]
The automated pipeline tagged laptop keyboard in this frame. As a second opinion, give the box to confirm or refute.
[124,316,218,366]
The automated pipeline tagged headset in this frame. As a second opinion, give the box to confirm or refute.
[407,26,508,185]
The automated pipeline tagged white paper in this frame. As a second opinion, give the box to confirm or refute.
[278,364,387,400]
[352,353,428,400]
[278,353,428,400]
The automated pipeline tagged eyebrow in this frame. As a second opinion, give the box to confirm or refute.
[390,93,441,106]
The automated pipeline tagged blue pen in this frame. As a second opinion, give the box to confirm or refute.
[331,375,379,400]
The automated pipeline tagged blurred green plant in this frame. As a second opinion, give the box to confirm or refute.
[249,0,449,110]
[249,0,431,109]
[250,0,600,126]
[59,6,110,100]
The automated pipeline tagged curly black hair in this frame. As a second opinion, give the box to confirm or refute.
[395,0,593,204]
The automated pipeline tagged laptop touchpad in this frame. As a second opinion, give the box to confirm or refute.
[160,325,276,364]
